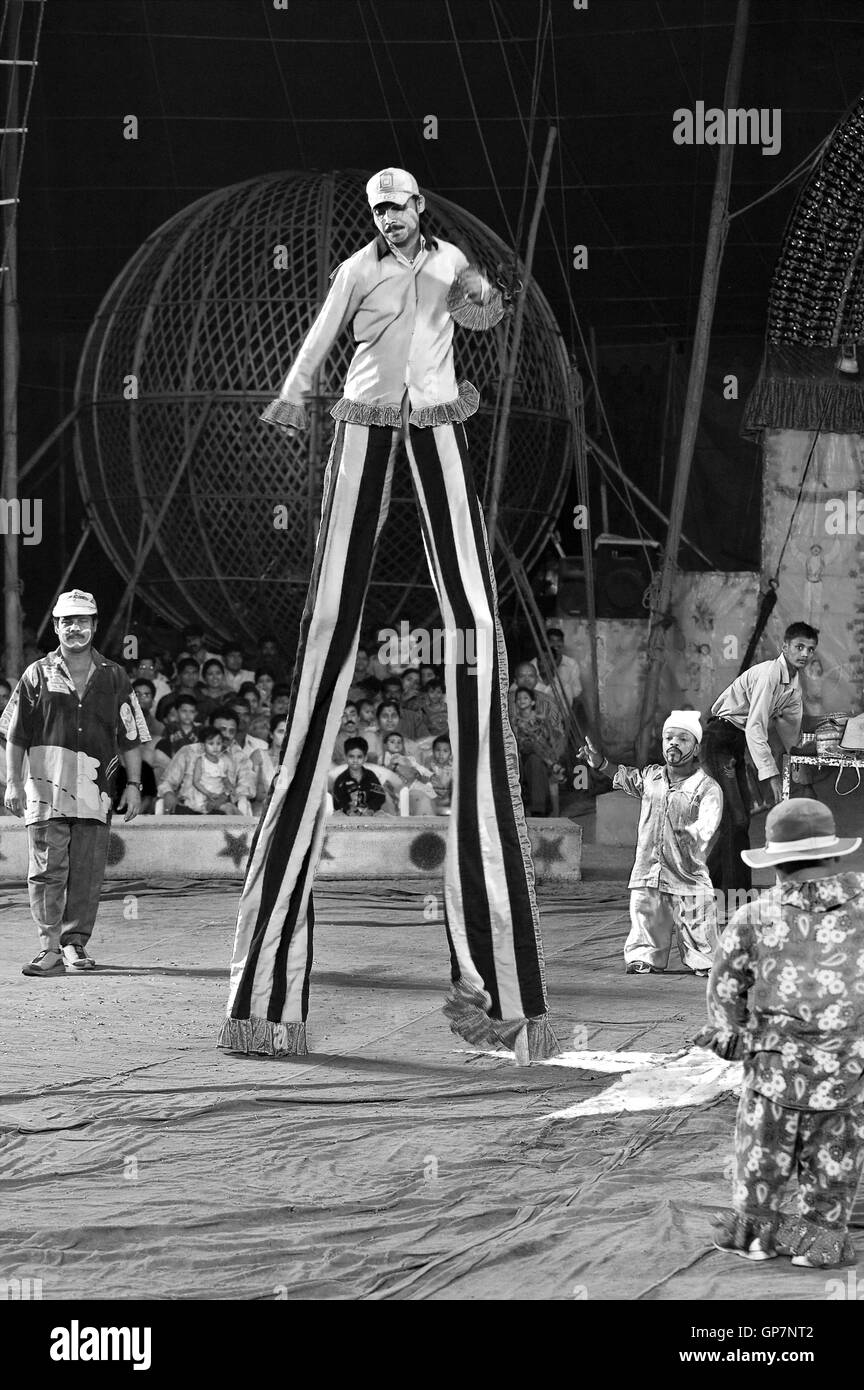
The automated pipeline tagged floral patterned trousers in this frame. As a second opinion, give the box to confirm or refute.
[733,1077,864,1234]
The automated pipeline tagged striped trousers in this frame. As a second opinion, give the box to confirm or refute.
[218,415,558,1061]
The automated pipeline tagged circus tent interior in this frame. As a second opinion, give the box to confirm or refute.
[5,0,864,750]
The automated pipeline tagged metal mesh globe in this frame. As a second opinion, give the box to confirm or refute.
[74,170,574,643]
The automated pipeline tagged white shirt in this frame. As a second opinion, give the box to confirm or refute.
[532,655,582,708]
[262,236,503,431]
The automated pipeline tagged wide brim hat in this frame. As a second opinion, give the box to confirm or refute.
[742,798,860,868]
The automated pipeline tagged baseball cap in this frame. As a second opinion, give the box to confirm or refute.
[741,799,860,868]
[366,167,420,209]
[52,589,98,618]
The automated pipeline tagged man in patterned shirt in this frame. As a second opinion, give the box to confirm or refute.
[704,799,864,1267]
[579,711,723,976]
[2,590,149,976]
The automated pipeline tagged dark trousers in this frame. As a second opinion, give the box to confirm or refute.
[701,717,752,893]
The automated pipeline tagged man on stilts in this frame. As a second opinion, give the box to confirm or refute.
[219,168,558,1062]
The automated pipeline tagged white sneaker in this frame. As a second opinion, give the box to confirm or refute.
[22,948,65,977]
[714,1237,776,1262]
[61,943,96,972]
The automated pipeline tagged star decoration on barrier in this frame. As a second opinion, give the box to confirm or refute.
[218,830,251,870]
[530,833,565,871]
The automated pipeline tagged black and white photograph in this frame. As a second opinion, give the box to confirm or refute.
[2,0,864,1350]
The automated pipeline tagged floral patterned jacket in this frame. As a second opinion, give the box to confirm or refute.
[706,872,864,1110]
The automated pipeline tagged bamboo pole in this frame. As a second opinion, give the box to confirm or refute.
[486,125,557,555]
[635,0,750,763]
[2,1,22,679]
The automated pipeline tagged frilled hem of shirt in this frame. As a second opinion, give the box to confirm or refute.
[329,381,481,429]
[259,398,307,431]
[217,1015,308,1057]
[443,981,560,1061]
[446,278,506,330]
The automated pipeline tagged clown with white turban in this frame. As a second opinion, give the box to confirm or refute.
[579,712,723,975]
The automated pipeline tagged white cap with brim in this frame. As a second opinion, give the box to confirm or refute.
[52,589,98,618]
[366,167,420,208]
[741,798,860,868]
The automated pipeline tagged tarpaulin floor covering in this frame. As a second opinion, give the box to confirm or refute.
[0,877,860,1302]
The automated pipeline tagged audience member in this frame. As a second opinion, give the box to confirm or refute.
[158,707,254,813]
[255,635,288,682]
[228,696,267,753]
[417,676,448,737]
[222,642,256,692]
[255,668,276,713]
[356,698,382,761]
[270,684,291,719]
[196,659,233,719]
[380,679,428,741]
[512,685,566,815]
[331,737,385,816]
[428,734,453,814]
[132,655,172,705]
[376,700,424,757]
[132,678,164,739]
[187,727,241,815]
[175,657,201,696]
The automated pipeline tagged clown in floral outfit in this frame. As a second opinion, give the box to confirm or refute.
[702,797,864,1267]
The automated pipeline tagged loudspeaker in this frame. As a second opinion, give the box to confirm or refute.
[594,537,659,619]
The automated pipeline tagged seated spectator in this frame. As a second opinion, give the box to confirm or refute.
[179,627,220,670]
[347,644,383,702]
[132,654,172,705]
[376,700,424,758]
[509,661,562,727]
[196,658,234,719]
[248,711,272,744]
[356,698,382,761]
[418,676,448,737]
[255,667,276,713]
[152,693,201,779]
[270,683,291,719]
[380,679,428,741]
[132,677,164,740]
[250,712,288,813]
[511,685,566,815]
[175,657,201,697]
[333,700,361,764]
[380,731,433,788]
[238,680,259,714]
[255,635,288,683]
[0,676,12,708]
[531,628,587,735]
[158,707,255,813]
[331,737,385,816]
[155,693,179,729]
[428,734,453,814]
[228,696,267,753]
[187,727,243,815]
[222,642,256,692]
[418,663,439,689]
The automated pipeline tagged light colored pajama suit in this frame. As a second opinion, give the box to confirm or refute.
[219,227,557,1060]
[612,761,723,970]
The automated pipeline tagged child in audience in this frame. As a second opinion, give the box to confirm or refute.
[331,737,385,816]
[189,727,237,815]
[357,698,382,761]
[429,734,454,814]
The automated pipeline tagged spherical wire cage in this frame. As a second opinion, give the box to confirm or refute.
[74,170,575,644]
